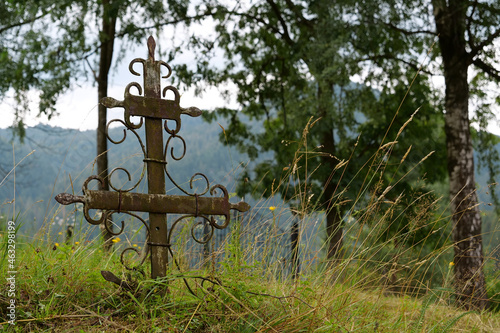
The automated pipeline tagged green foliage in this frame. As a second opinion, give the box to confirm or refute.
[0,0,89,131]
[0,0,196,135]
[180,1,448,258]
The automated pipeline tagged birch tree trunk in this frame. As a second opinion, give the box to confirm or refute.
[432,0,488,310]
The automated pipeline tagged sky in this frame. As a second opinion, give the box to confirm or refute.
[0,83,232,132]
[0,51,234,132]
[0,13,235,133]
[1,31,499,136]
[4,65,500,135]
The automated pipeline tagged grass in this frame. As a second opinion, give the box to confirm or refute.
[0,200,499,332]
[0,236,499,332]
[1,112,499,332]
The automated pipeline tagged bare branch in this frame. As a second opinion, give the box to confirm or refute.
[85,56,98,83]
[466,0,479,48]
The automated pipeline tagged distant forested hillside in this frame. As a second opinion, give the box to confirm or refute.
[0,118,254,234]
[0,119,499,248]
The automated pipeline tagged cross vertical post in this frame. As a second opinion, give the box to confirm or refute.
[143,37,168,279]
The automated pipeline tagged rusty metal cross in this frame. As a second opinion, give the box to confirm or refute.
[55,36,249,284]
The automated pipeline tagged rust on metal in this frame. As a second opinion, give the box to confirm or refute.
[55,36,250,285]
[57,191,250,217]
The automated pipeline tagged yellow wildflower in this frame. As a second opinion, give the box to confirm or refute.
[112,237,121,243]
[269,206,276,212]
[55,243,59,247]
[449,262,455,268]
[75,241,80,245]
[133,244,137,247]
[58,232,63,235]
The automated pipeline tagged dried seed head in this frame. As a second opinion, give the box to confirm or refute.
[380,141,398,150]
[378,186,393,201]
[397,107,421,137]
[400,145,412,164]
[419,151,434,163]
[334,160,348,171]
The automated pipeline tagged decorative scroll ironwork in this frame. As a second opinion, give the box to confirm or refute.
[55,36,250,289]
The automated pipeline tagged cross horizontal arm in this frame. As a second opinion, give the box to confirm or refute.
[55,190,250,215]
[100,96,202,119]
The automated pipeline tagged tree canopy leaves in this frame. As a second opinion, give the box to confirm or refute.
[178,1,448,252]
[0,0,195,134]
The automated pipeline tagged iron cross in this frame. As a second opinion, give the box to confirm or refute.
[55,36,249,282]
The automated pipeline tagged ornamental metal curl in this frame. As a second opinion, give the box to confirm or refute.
[55,36,250,289]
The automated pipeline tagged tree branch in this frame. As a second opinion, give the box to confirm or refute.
[115,11,217,39]
[468,27,500,59]
[466,0,479,48]
[85,56,98,83]
[381,21,438,36]
[283,0,314,30]
[0,11,52,34]
[473,58,500,82]
[359,54,436,76]
[215,8,293,47]
[265,0,293,45]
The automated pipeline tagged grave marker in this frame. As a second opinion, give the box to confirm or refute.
[56,36,250,285]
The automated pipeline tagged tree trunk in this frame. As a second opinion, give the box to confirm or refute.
[203,218,210,266]
[324,166,343,264]
[291,213,300,280]
[318,83,343,264]
[432,0,488,310]
[97,0,117,251]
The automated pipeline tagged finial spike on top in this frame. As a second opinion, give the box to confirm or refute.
[147,36,156,60]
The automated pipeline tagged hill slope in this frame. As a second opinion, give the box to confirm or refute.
[0,118,251,233]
